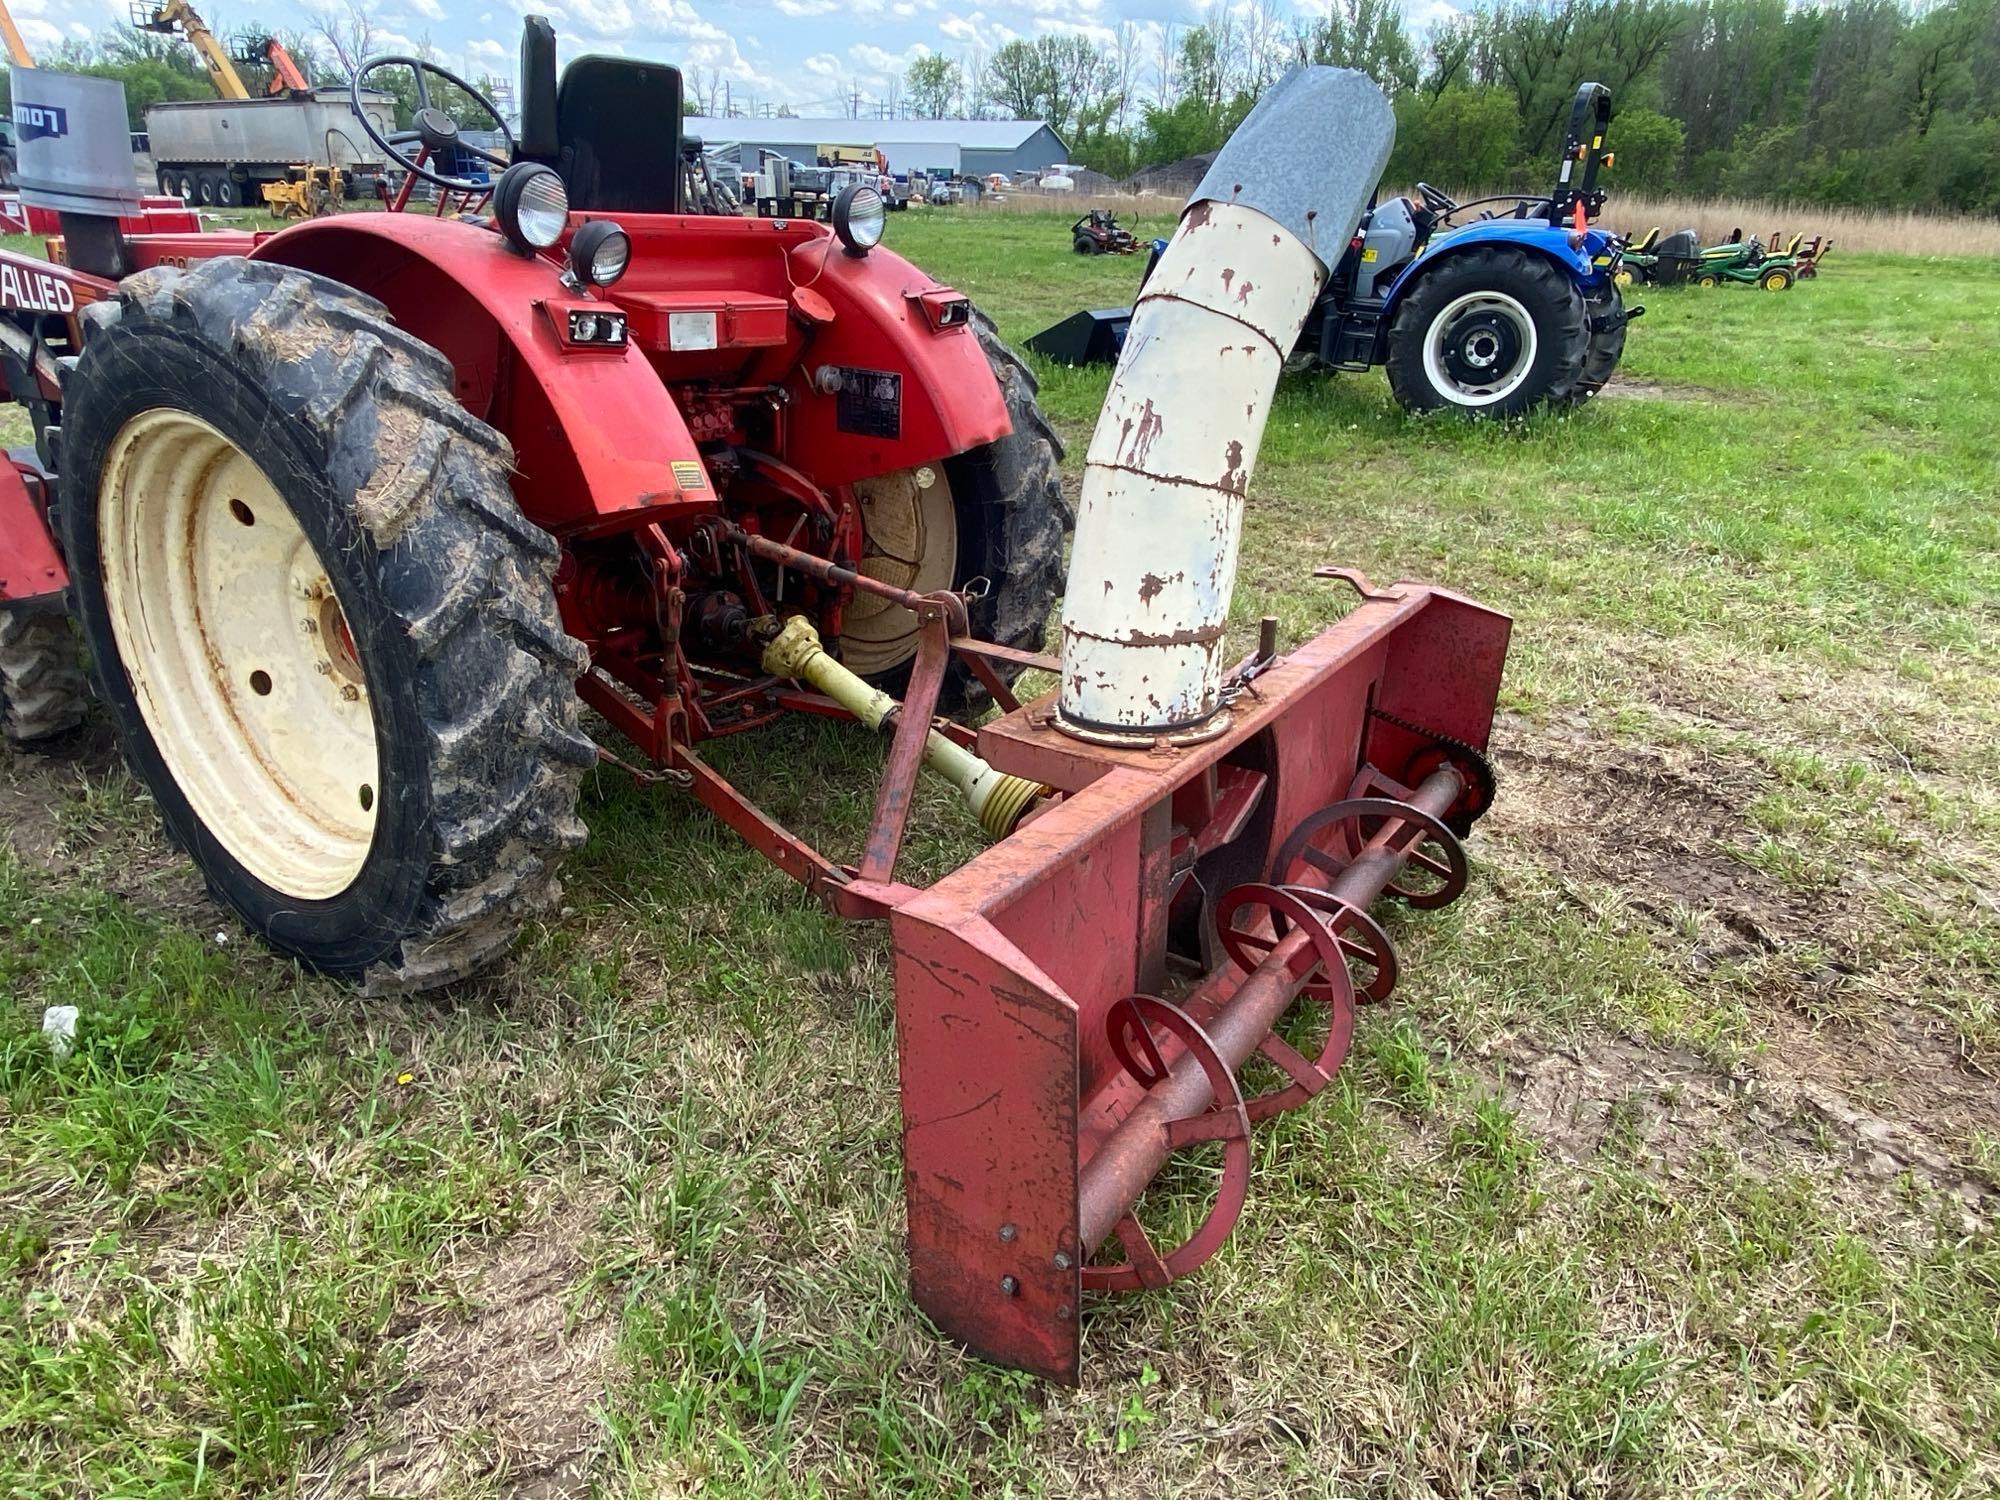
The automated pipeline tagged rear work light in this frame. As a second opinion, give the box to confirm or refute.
[910,287,972,331]
[566,309,627,346]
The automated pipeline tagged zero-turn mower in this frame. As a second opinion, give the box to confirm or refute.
[2,46,1509,1380]
[1070,208,1138,255]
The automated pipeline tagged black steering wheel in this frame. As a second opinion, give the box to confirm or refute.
[350,55,515,193]
[1416,181,1458,216]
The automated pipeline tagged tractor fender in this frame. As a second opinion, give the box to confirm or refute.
[1381,221,1603,312]
[756,230,1011,489]
[251,214,704,536]
[0,453,65,604]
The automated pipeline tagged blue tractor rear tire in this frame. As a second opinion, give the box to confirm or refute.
[1570,281,1627,404]
[1385,246,1588,416]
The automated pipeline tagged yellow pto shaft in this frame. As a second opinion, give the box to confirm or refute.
[758,614,1044,840]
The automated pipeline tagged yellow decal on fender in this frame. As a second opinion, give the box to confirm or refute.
[1360,247,1379,263]
[671,460,707,490]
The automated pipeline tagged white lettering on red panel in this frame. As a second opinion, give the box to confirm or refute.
[0,262,78,315]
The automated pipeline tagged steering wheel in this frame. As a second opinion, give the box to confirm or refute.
[350,56,514,193]
[1416,181,1457,217]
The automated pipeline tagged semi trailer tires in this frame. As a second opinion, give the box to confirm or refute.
[61,258,596,994]
[1385,246,1588,416]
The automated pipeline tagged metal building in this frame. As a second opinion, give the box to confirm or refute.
[684,117,1070,179]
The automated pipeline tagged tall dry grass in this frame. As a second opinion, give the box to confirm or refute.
[1605,193,2000,256]
[985,185,2000,256]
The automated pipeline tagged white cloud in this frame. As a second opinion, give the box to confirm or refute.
[565,0,635,36]
[1032,15,1116,44]
[802,52,842,78]
[775,0,841,14]
[407,0,447,19]
[848,41,927,75]
[938,9,1017,46]
[466,36,508,58]
[18,16,60,49]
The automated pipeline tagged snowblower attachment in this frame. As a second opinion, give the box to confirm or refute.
[873,69,1511,1381]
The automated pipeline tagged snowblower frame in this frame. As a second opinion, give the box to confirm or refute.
[878,568,1508,1379]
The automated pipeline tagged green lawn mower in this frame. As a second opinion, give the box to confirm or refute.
[1689,228,1803,291]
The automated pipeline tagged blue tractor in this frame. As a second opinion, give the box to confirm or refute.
[1028,81,1639,417]
[1308,83,1638,414]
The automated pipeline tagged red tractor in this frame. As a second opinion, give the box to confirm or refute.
[1,42,1508,1380]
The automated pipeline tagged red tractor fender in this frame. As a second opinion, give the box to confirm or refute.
[0,455,65,604]
[251,214,1014,533]
[251,214,706,536]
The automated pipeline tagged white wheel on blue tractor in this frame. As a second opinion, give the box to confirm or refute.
[1386,246,1589,417]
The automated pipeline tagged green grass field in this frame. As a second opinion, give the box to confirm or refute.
[4,210,1998,1497]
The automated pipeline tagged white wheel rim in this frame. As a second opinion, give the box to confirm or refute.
[98,409,380,900]
[1421,290,1538,407]
[839,463,958,676]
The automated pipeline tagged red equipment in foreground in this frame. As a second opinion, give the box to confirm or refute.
[1,37,1508,1378]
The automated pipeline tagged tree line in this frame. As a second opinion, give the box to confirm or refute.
[912,0,2000,214]
[12,0,1995,215]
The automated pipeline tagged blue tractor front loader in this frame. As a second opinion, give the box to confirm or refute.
[1029,81,1641,417]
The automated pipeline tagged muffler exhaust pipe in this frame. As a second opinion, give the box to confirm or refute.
[1055,68,1395,745]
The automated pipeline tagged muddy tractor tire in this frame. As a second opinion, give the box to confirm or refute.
[61,258,596,993]
[840,307,1068,709]
[1569,281,1629,404]
[0,600,88,746]
[1385,246,1589,417]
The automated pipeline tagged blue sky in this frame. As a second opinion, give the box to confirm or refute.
[29,0,1462,118]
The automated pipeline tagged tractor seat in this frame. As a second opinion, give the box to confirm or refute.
[516,15,684,213]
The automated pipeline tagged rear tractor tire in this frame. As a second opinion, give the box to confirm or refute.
[0,600,87,746]
[1073,234,1098,255]
[1569,280,1629,405]
[1385,245,1588,416]
[62,258,596,993]
[839,308,1068,710]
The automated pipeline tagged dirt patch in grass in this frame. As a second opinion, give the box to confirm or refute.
[308,1204,614,1498]
[1598,375,1752,403]
[0,731,209,922]
[1486,719,1838,961]
[1492,1024,1996,1231]
[1478,717,2000,1230]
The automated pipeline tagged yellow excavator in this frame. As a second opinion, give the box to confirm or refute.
[129,0,341,216]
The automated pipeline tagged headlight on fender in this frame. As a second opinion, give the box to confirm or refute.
[832,184,886,255]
